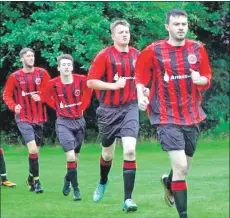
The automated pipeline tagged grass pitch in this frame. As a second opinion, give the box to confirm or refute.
[1,138,229,218]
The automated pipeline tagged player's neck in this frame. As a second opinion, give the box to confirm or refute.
[114,43,129,53]
[61,74,73,84]
[22,66,34,73]
[167,38,185,47]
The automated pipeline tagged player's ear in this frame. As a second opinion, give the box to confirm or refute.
[165,24,169,32]
[111,33,114,41]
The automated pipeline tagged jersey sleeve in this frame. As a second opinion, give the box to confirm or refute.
[81,76,93,110]
[40,79,56,109]
[135,47,154,86]
[2,74,17,111]
[198,46,212,91]
[87,51,106,80]
[42,69,51,84]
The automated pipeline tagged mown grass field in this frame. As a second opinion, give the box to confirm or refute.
[1,138,229,218]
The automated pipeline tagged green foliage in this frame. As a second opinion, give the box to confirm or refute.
[0,2,229,140]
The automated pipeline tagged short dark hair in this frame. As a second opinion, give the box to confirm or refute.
[57,54,74,66]
[166,9,188,24]
[19,48,35,58]
[110,19,130,33]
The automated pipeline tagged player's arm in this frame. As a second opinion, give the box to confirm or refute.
[40,79,56,109]
[2,74,20,113]
[87,51,126,90]
[190,46,212,90]
[81,76,93,111]
[135,48,153,111]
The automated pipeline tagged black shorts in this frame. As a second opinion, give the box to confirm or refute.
[96,102,139,147]
[16,122,44,146]
[55,117,85,153]
[157,124,200,157]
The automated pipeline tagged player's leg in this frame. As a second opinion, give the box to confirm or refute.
[0,148,16,187]
[27,140,43,193]
[169,150,188,218]
[56,118,80,200]
[72,119,85,201]
[32,123,44,193]
[157,124,188,216]
[93,139,116,202]
[122,137,137,212]
[93,105,118,202]
[17,122,42,193]
[183,124,200,173]
[120,103,139,212]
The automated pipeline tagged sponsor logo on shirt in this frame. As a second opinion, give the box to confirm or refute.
[60,102,82,108]
[162,59,171,63]
[113,73,135,81]
[22,91,39,96]
[163,72,191,82]
[188,54,197,64]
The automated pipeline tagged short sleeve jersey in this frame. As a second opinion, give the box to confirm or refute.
[88,46,140,106]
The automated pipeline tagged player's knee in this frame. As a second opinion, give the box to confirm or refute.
[28,147,39,154]
[175,163,188,177]
[102,151,113,161]
[123,147,136,160]
[66,152,76,162]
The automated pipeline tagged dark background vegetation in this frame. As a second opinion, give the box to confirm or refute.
[0,2,229,144]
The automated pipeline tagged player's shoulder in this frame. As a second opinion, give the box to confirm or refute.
[11,69,22,76]
[9,69,22,79]
[186,39,205,48]
[129,46,140,53]
[141,40,163,53]
[96,46,112,57]
[35,67,49,74]
[73,73,87,81]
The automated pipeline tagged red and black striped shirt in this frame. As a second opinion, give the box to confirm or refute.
[135,39,212,126]
[42,74,92,118]
[3,67,50,123]
[87,46,140,106]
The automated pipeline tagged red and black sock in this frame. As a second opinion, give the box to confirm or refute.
[123,160,136,201]
[172,180,188,218]
[100,155,112,185]
[0,148,7,182]
[29,153,39,179]
[66,162,78,190]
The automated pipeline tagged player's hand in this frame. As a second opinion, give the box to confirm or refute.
[190,69,201,84]
[114,77,126,90]
[31,94,41,102]
[143,87,150,97]
[138,96,149,111]
[15,104,22,114]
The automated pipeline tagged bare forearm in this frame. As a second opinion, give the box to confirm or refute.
[136,83,145,100]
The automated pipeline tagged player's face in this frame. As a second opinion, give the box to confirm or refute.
[58,59,73,77]
[112,24,130,46]
[165,15,188,42]
[21,51,35,68]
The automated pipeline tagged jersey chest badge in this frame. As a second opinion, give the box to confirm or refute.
[188,54,197,64]
[35,78,41,85]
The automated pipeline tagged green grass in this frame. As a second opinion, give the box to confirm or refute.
[1,138,229,218]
